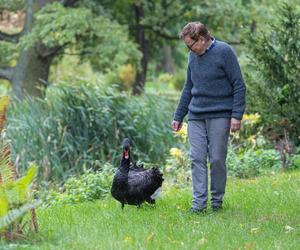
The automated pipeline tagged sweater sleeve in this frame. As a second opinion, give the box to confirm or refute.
[173,64,193,122]
[223,46,246,120]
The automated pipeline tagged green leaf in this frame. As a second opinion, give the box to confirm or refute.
[0,200,41,230]
[0,187,8,217]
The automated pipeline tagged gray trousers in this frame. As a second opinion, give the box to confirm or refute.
[188,118,230,209]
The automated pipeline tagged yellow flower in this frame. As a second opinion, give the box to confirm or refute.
[175,122,187,142]
[243,113,261,126]
[170,147,183,159]
[247,135,257,146]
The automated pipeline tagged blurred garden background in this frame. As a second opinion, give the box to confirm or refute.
[0,0,299,249]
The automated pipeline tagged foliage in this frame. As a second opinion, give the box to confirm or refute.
[165,123,191,185]
[289,147,300,169]
[243,2,300,144]
[0,142,39,235]
[0,42,19,68]
[0,200,40,231]
[157,73,173,86]
[105,64,136,91]
[164,114,295,181]
[90,0,198,91]
[171,69,186,91]
[0,0,25,12]
[119,64,136,90]
[0,160,38,215]
[231,113,269,149]
[19,2,140,72]
[193,0,249,41]
[6,84,177,181]
[227,145,281,178]
[44,164,114,206]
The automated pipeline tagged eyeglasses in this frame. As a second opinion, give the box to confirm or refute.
[186,39,198,51]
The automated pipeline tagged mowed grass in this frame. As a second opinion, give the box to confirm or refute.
[2,171,300,250]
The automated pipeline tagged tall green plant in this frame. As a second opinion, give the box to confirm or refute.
[6,84,177,181]
[244,2,300,144]
[0,141,39,238]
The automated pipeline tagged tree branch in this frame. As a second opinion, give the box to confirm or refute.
[143,25,178,40]
[35,42,70,58]
[61,0,78,7]
[0,31,22,43]
[165,0,177,9]
[0,67,14,81]
[227,41,243,46]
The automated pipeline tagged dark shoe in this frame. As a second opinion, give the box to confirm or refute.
[211,205,223,212]
[189,207,207,214]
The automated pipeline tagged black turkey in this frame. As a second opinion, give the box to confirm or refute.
[111,138,164,209]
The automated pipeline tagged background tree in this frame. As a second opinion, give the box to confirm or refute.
[244,2,300,145]
[0,0,139,99]
[97,0,270,94]
[87,0,195,95]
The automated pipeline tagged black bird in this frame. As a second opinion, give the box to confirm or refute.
[111,138,164,209]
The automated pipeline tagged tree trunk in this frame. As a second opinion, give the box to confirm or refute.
[11,48,54,99]
[162,45,174,74]
[132,3,148,95]
[10,0,55,99]
[0,0,60,99]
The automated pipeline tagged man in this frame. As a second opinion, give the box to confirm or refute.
[171,22,246,213]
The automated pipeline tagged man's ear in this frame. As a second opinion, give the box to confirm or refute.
[199,36,206,44]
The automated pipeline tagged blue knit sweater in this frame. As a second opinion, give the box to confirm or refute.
[174,40,246,122]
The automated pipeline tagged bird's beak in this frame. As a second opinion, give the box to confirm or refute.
[124,149,129,159]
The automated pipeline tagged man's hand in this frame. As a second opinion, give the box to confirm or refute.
[230,118,241,133]
[171,120,182,132]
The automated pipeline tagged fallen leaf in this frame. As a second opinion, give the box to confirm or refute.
[199,237,208,245]
[285,225,294,233]
[250,228,259,234]
[244,242,256,250]
[146,233,155,242]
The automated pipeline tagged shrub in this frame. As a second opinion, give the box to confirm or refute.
[227,145,281,178]
[105,64,136,91]
[171,69,186,91]
[164,120,284,182]
[6,84,177,181]
[243,3,300,145]
[0,145,40,238]
[44,163,113,206]
[164,123,191,185]
[119,64,136,90]
[157,73,173,85]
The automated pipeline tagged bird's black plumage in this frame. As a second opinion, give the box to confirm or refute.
[111,138,164,208]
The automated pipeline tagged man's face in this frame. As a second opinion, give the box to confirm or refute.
[184,36,207,55]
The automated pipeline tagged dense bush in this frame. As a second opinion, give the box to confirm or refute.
[243,3,300,145]
[164,119,293,180]
[171,69,186,91]
[227,146,281,178]
[43,164,113,206]
[6,84,177,181]
[105,64,136,91]
[165,123,191,186]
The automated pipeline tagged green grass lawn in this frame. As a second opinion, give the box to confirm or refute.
[1,171,300,250]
